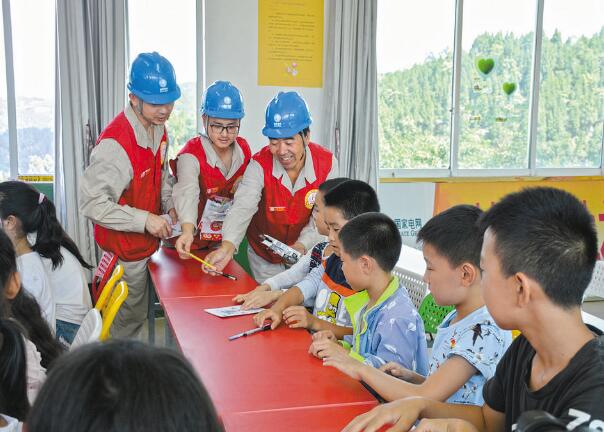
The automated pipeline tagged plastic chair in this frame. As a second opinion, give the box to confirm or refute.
[70,308,102,349]
[95,264,123,312]
[100,281,129,341]
[91,252,118,303]
[418,293,455,338]
[392,265,428,310]
[585,260,604,300]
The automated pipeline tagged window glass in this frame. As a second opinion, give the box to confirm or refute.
[128,0,197,159]
[536,0,604,168]
[458,0,535,169]
[377,0,455,169]
[11,0,55,175]
[0,14,9,180]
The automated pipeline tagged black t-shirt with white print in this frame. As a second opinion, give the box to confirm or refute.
[483,328,604,431]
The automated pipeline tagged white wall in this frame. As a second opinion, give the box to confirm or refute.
[204,0,329,153]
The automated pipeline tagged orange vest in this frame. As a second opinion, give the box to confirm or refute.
[170,136,251,249]
[247,143,333,263]
[94,112,166,261]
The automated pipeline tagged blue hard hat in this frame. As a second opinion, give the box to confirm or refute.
[262,91,312,138]
[201,81,244,119]
[128,52,181,104]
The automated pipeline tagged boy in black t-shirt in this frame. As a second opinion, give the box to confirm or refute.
[341,187,604,432]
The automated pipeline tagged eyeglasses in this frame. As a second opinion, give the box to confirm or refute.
[209,123,240,135]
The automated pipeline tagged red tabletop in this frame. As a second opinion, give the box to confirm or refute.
[162,296,378,415]
[221,402,381,432]
[148,247,255,299]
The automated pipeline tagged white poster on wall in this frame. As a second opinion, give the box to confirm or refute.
[378,182,436,249]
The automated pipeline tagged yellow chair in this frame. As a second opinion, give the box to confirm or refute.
[95,264,123,312]
[99,281,129,341]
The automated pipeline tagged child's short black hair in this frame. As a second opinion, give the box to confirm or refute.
[339,212,402,272]
[27,339,222,432]
[417,205,484,268]
[479,187,597,308]
[318,177,349,193]
[323,180,380,220]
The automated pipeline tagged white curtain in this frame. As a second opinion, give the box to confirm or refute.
[321,0,379,189]
[54,0,128,274]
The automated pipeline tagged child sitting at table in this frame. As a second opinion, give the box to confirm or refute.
[253,180,380,341]
[308,212,429,373]
[320,205,511,405]
[27,339,223,432]
[342,187,604,432]
[233,177,349,310]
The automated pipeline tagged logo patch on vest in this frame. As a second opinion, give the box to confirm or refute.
[206,187,219,195]
[305,189,318,210]
[269,206,287,212]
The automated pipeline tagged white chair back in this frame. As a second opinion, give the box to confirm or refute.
[70,308,102,350]
[585,261,604,300]
[393,266,428,310]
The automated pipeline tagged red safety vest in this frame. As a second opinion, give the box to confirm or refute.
[94,112,167,261]
[170,136,251,249]
[247,143,333,263]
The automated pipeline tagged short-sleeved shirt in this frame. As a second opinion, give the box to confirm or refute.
[483,331,604,431]
[343,277,430,374]
[429,306,512,405]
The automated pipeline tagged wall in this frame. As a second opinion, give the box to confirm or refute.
[204,0,329,153]
[379,177,604,257]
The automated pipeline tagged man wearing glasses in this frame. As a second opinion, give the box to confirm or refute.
[171,81,251,258]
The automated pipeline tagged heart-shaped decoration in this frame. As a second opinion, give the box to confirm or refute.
[476,58,495,75]
[502,82,517,95]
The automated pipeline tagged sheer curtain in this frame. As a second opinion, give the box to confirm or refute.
[321,0,379,189]
[54,0,128,273]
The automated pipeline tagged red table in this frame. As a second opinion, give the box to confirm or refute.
[162,296,378,414]
[149,247,378,430]
[221,402,381,432]
[149,247,254,299]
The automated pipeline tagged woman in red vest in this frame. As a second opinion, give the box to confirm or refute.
[171,81,251,257]
[204,91,339,282]
[79,52,181,338]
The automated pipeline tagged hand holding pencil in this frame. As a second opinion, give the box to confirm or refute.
[187,252,238,281]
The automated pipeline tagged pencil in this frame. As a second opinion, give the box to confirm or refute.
[187,252,217,270]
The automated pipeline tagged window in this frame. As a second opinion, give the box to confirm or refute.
[11,0,55,175]
[128,0,197,160]
[458,0,534,169]
[378,0,604,176]
[1,0,55,179]
[536,0,604,168]
[377,0,454,170]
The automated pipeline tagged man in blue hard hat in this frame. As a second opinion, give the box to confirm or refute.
[171,81,251,258]
[205,91,339,282]
[80,52,181,338]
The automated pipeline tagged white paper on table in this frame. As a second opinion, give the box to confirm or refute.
[204,305,264,318]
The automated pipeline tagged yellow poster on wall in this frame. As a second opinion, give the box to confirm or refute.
[258,0,324,87]
[434,178,604,258]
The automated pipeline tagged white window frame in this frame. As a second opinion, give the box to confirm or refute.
[2,0,17,179]
[379,0,604,179]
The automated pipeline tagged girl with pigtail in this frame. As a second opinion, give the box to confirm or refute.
[0,181,93,345]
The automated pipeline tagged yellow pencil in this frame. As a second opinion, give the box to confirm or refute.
[187,252,217,270]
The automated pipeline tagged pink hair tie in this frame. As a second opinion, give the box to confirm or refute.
[38,192,45,204]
